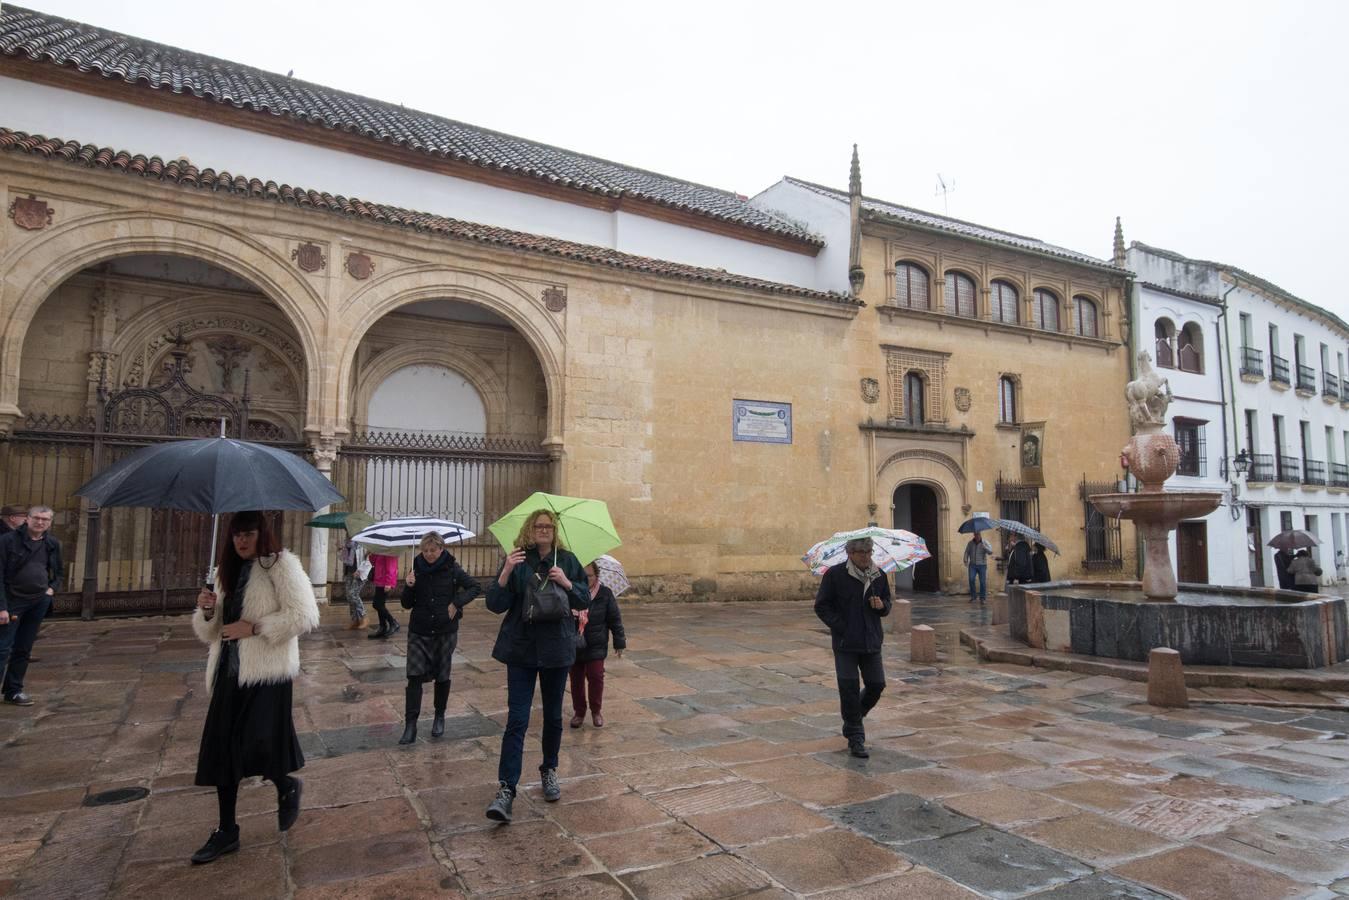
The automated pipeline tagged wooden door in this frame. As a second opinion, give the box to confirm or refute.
[1176,521,1209,585]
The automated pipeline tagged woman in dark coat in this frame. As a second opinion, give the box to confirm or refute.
[1030,543,1052,583]
[569,562,626,729]
[1005,536,1034,585]
[483,509,589,823]
[398,532,480,745]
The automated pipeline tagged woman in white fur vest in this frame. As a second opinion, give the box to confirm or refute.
[189,511,319,865]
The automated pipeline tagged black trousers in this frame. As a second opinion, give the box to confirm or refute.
[833,649,885,741]
[371,586,397,628]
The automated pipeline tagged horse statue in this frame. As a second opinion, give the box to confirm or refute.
[1126,351,1172,429]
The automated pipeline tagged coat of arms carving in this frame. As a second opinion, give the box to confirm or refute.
[345,252,375,280]
[953,387,972,412]
[8,195,53,231]
[291,242,327,273]
[860,378,880,404]
[542,286,567,312]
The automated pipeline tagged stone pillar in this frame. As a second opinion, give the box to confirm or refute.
[307,435,340,603]
[1138,521,1179,600]
[1147,648,1188,708]
[990,593,1008,626]
[889,599,911,636]
[910,624,937,663]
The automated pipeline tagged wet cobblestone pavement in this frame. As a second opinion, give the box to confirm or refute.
[2,596,1347,898]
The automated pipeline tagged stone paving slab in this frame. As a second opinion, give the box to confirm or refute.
[2,598,1348,897]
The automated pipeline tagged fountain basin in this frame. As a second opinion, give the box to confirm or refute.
[1008,581,1349,669]
[1089,491,1223,523]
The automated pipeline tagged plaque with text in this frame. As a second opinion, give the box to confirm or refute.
[732,400,792,444]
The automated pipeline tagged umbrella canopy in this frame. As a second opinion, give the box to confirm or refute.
[306,511,376,533]
[996,519,1060,555]
[350,517,475,549]
[802,526,931,576]
[958,516,998,534]
[75,437,343,514]
[488,492,621,567]
[593,554,630,597]
[1268,529,1320,551]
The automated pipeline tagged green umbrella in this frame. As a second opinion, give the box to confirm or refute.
[306,511,376,533]
[488,491,620,567]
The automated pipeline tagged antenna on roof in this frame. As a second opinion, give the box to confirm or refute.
[287,70,294,78]
[934,174,956,215]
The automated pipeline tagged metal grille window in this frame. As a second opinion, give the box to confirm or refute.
[1080,477,1124,570]
[1032,289,1059,332]
[894,262,930,309]
[944,272,977,318]
[1240,346,1264,378]
[990,280,1020,324]
[996,476,1041,565]
[1074,296,1100,338]
[1174,418,1206,477]
[1271,355,1291,385]
[885,346,946,423]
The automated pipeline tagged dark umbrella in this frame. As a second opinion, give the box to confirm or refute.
[1268,529,1320,552]
[958,516,998,534]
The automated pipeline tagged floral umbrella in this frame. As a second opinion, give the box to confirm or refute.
[802,526,930,576]
[593,554,630,597]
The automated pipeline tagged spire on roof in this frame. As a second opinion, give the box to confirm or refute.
[1113,216,1126,268]
[848,145,865,297]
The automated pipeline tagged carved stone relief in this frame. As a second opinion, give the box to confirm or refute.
[953,387,972,412]
[860,378,880,404]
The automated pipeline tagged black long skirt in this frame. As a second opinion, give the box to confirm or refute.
[194,643,304,787]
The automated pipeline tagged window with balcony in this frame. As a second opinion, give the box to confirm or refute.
[990,280,1020,324]
[944,272,978,318]
[894,262,930,310]
[1240,345,1264,378]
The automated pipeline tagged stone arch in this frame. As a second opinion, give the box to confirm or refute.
[335,265,565,443]
[877,448,968,589]
[350,343,511,434]
[0,212,324,427]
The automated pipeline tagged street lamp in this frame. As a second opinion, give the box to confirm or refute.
[1232,449,1251,477]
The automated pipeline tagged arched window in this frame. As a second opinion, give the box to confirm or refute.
[1074,296,1100,338]
[903,372,925,424]
[1032,289,1060,332]
[990,280,1020,324]
[944,272,977,318]
[1154,318,1176,367]
[894,263,930,309]
[998,376,1018,424]
[1178,323,1204,373]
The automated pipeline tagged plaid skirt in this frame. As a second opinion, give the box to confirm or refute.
[406,630,456,683]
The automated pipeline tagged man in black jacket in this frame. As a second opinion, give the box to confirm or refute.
[0,506,62,706]
[814,538,892,759]
[0,505,27,537]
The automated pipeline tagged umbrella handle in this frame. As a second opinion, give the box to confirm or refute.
[205,512,220,587]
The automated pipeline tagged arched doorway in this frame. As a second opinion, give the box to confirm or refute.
[894,483,941,592]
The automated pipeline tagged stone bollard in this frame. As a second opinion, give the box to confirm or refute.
[910,624,937,663]
[890,599,912,636]
[1147,647,1188,708]
[990,593,1008,626]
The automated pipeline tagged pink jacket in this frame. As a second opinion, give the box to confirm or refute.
[370,553,399,588]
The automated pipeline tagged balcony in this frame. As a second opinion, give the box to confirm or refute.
[1303,459,1327,486]
[1296,364,1317,393]
[1239,346,1264,380]
[1248,453,1275,483]
[1332,462,1349,488]
[1327,372,1343,400]
[1270,355,1290,386]
[1277,455,1301,483]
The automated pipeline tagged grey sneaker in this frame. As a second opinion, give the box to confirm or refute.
[485,781,514,823]
[541,768,561,802]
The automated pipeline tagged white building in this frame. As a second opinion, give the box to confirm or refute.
[1129,241,1349,588]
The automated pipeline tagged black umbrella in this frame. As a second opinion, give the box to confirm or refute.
[1267,529,1320,552]
[958,515,998,534]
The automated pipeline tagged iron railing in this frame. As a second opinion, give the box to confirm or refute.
[1332,462,1349,488]
[1247,453,1275,483]
[1240,346,1263,378]
[1175,425,1206,477]
[1324,372,1341,400]
[1278,455,1301,483]
[1297,364,1317,392]
[1271,355,1291,385]
[1303,459,1327,486]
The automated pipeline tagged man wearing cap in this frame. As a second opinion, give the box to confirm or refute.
[0,505,27,537]
[0,506,62,706]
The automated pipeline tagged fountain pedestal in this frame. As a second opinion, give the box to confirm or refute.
[1088,491,1222,600]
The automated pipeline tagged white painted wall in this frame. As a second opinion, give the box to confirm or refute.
[750,180,852,294]
[2,76,830,289]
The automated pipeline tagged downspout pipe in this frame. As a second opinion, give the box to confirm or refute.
[1218,279,1241,487]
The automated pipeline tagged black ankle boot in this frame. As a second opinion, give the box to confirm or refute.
[398,719,418,745]
[367,622,388,640]
[431,712,445,738]
[277,777,303,832]
[190,826,240,864]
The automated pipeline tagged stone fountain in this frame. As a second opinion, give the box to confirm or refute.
[999,351,1348,670]
[1088,351,1222,600]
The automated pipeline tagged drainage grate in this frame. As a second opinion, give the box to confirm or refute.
[83,786,149,807]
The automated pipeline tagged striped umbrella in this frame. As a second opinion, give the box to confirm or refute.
[995,519,1059,555]
[350,517,475,548]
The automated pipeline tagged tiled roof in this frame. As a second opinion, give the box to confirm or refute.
[782,177,1120,271]
[0,128,855,306]
[0,5,820,248]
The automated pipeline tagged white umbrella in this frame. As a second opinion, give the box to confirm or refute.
[350,517,475,548]
[594,554,630,597]
[802,526,930,576]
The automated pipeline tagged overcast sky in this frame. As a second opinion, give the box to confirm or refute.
[22,0,1349,316]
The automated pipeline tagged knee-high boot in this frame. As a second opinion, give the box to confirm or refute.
[399,679,422,745]
[431,679,450,738]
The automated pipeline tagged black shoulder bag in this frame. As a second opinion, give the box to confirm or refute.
[525,569,569,624]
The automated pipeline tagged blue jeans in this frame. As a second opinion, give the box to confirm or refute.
[967,564,987,602]
[497,664,568,790]
[0,595,52,697]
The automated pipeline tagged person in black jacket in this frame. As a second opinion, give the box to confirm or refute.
[813,538,891,759]
[398,532,480,745]
[483,509,589,823]
[0,505,27,537]
[0,506,62,706]
[1005,536,1034,586]
[1030,543,1052,583]
[569,562,626,729]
